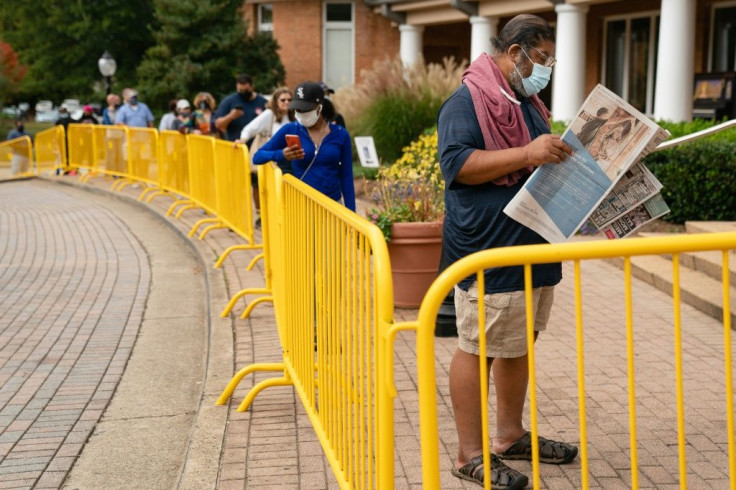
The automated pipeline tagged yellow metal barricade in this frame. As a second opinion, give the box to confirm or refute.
[67,124,96,173]
[34,126,66,175]
[155,130,189,203]
[168,134,215,220]
[218,163,398,489]
[399,232,736,490]
[0,136,34,179]
[115,127,159,194]
[93,125,129,178]
[187,139,255,241]
[220,162,270,318]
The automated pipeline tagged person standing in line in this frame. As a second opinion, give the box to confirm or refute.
[192,92,217,136]
[252,81,355,211]
[214,74,267,141]
[115,88,154,128]
[438,14,577,489]
[102,93,121,125]
[6,120,32,175]
[79,105,99,124]
[171,99,196,134]
[236,86,295,170]
[158,99,179,132]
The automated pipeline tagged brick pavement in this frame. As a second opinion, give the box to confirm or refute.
[0,180,149,489]
[2,175,734,489]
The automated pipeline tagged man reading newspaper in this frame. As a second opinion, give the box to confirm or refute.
[438,14,577,490]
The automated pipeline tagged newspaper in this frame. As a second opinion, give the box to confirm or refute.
[598,193,671,239]
[588,161,662,229]
[503,84,671,242]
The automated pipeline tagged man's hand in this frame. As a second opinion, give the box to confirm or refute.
[283,144,304,161]
[229,108,244,119]
[524,134,573,166]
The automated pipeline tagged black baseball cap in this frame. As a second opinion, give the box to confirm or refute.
[289,82,324,112]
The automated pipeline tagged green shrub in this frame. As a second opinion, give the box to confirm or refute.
[643,139,736,223]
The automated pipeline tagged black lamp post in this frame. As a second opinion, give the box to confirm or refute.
[98,50,117,96]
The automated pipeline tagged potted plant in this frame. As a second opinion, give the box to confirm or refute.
[367,129,445,308]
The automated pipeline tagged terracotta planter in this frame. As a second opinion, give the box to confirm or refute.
[387,221,443,308]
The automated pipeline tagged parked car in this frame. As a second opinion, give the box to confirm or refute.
[61,99,81,113]
[35,109,60,123]
[35,100,53,112]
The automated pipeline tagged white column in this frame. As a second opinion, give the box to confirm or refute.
[654,0,696,122]
[399,24,425,67]
[470,16,499,62]
[551,3,588,122]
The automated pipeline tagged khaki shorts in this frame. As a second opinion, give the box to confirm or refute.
[454,283,555,358]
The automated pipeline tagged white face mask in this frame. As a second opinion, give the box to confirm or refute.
[295,105,321,127]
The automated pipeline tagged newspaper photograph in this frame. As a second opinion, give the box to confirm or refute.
[504,84,670,243]
[599,193,671,239]
[588,161,662,229]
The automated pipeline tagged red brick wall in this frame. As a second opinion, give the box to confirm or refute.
[270,0,400,90]
[273,1,324,89]
[354,3,400,84]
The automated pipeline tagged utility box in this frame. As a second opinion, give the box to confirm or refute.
[693,72,736,120]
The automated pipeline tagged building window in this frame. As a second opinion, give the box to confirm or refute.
[603,13,660,114]
[710,3,736,72]
[323,2,354,89]
[258,4,273,35]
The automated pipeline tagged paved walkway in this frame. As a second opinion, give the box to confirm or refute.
[0,175,734,489]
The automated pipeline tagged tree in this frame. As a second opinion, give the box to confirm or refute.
[0,0,155,104]
[0,42,26,105]
[136,0,285,112]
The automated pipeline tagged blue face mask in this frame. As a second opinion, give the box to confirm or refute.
[516,47,553,96]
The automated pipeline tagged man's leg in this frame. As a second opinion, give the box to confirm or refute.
[491,355,531,453]
[449,348,490,465]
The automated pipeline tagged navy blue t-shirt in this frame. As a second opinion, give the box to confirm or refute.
[438,84,562,293]
[214,92,268,141]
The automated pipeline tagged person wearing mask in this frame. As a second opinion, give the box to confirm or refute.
[319,82,346,127]
[102,94,121,125]
[252,81,355,211]
[214,74,267,141]
[172,99,196,134]
[79,105,99,124]
[437,14,576,489]
[235,86,294,166]
[6,120,32,175]
[193,92,216,136]
[158,99,179,132]
[115,88,154,128]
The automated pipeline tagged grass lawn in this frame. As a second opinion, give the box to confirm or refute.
[1,118,54,139]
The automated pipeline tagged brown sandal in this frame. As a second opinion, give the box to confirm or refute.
[451,454,529,489]
[498,431,578,465]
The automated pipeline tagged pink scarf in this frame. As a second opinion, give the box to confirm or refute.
[462,53,551,186]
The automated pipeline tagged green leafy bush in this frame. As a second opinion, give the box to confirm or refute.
[643,139,736,223]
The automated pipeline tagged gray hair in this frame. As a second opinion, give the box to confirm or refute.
[491,14,555,53]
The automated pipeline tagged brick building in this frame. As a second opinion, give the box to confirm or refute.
[246,0,736,123]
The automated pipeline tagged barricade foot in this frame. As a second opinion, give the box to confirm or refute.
[216,362,285,405]
[240,296,273,319]
[199,223,226,239]
[166,199,192,217]
[221,288,270,317]
[175,203,198,219]
[188,218,220,238]
[214,244,263,269]
[247,253,265,271]
[238,376,292,412]
[138,186,161,202]
[145,190,170,204]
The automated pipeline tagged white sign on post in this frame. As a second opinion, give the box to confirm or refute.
[354,136,380,168]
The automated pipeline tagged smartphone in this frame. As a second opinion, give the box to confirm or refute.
[285,134,302,149]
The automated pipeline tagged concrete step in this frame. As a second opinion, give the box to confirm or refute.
[685,221,736,234]
[638,232,736,285]
[606,253,736,329]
